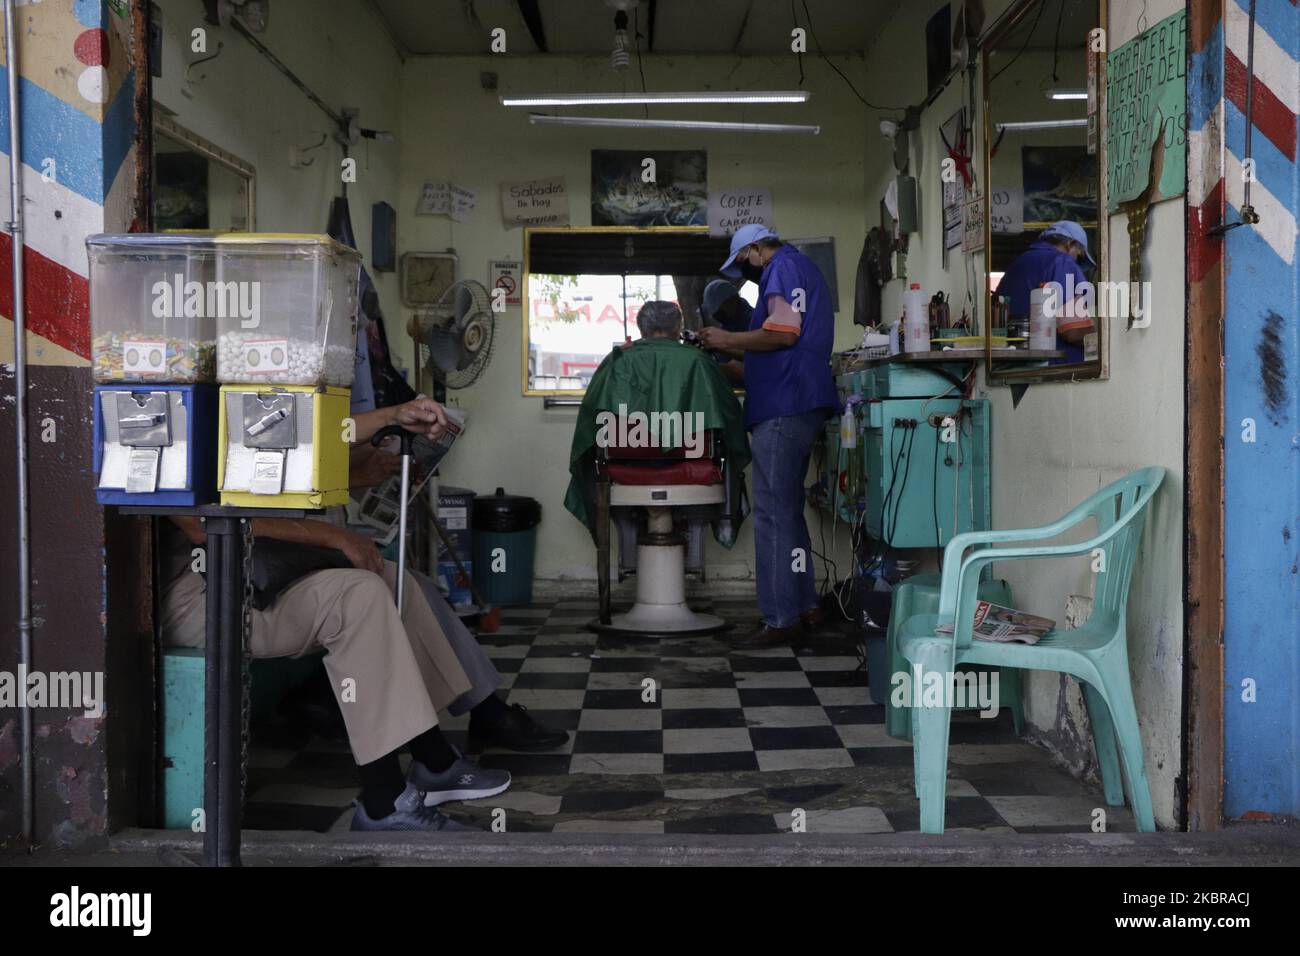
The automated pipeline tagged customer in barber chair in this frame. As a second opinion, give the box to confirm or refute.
[159,399,552,833]
[564,299,751,604]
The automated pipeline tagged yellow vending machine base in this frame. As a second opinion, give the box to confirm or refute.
[218,384,351,508]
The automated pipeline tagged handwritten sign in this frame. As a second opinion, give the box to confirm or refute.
[449,184,477,224]
[962,196,985,253]
[990,186,1023,234]
[1106,10,1187,211]
[417,181,477,223]
[500,176,570,227]
[416,182,449,215]
[708,187,773,236]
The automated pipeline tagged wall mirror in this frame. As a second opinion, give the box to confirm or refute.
[522,227,731,395]
[153,114,256,232]
[983,0,1108,383]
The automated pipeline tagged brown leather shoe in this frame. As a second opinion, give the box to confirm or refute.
[729,622,803,649]
[800,606,827,631]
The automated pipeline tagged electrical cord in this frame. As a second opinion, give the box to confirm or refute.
[867,425,906,573]
[990,0,1048,85]
[791,0,805,88]
[634,8,649,119]
[884,424,917,553]
[1050,0,1065,83]
[799,0,906,111]
[934,423,943,568]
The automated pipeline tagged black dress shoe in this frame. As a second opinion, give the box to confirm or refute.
[468,703,569,753]
[729,622,803,649]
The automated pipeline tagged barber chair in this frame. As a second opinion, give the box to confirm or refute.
[593,426,734,635]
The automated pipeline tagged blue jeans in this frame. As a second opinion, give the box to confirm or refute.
[750,410,825,628]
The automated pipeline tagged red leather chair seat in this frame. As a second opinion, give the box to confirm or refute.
[606,460,723,485]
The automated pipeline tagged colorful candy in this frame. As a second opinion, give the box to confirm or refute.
[92,331,216,383]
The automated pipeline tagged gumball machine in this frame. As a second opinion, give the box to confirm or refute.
[88,234,220,505]
[213,234,360,507]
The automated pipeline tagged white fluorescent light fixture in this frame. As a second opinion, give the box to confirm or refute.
[529,114,820,135]
[503,90,811,106]
[1046,89,1088,100]
[996,119,1088,132]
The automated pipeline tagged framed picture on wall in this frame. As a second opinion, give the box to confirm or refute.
[1022,145,1098,225]
[590,150,707,227]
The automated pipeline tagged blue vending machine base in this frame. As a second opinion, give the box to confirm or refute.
[94,383,219,506]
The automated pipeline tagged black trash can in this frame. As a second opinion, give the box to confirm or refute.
[471,488,542,607]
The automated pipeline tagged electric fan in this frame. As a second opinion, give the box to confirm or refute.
[409,279,496,391]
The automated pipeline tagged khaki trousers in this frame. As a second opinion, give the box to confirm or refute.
[161,561,472,765]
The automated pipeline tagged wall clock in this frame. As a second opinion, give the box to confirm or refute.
[400,251,458,307]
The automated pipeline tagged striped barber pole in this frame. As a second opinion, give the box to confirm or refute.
[1195,0,1300,822]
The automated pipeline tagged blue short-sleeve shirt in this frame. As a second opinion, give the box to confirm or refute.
[742,245,838,428]
[995,240,1091,363]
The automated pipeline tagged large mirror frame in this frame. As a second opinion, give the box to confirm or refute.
[153,113,257,232]
[982,0,1109,384]
[521,225,714,397]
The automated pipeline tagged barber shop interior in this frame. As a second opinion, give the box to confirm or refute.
[2,0,1299,870]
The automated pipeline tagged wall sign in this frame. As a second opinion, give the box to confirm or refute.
[707,187,773,236]
[962,195,985,253]
[417,181,478,223]
[500,176,570,228]
[1105,9,1188,211]
[489,259,522,307]
[990,186,1023,234]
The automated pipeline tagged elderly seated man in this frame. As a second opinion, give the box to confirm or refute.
[564,300,750,631]
[162,399,526,833]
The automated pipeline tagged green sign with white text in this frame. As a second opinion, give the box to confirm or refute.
[1105,10,1188,211]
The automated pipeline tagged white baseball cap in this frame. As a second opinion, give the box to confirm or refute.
[719,223,778,278]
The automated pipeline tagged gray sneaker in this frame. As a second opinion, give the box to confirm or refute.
[409,755,511,806]
[350,782,481,832]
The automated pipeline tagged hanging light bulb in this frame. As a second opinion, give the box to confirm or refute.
[611,9,631,72]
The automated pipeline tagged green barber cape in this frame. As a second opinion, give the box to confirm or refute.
[564,337,751,547]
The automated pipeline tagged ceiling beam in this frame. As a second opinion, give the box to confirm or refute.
[515,0,548,53]
[364,0,408,62]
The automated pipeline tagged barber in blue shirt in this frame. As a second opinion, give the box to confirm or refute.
[995,220,1096,364]
[698,225,839,648]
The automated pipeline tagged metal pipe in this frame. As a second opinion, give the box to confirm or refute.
[1241,0,1258,218]
[4,0,33,844]
[228,17,343,128]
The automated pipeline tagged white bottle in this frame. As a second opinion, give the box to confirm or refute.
[903,283,929,354]
[840,402,857,449]
[1029,284,1055,351]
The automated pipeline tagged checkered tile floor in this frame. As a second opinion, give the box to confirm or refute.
[243,597,1134,835]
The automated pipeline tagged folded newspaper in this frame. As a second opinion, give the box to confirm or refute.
[935,601,1055,644]
[350,406,467,545]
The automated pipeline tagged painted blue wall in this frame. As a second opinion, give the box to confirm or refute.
[1217,0,1300,820]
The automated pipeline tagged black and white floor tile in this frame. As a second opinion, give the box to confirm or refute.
[243,597,1134,836]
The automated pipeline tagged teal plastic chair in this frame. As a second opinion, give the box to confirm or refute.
[899,467,1165,834]
[883,573,1023,740]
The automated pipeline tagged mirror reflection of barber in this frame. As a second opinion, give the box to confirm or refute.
[994,220,1096,364]
[697,278,751,385]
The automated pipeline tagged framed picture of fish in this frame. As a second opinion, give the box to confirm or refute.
[590,149,708,227]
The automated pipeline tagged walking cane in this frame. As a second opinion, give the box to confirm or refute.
[371,424,416,613]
